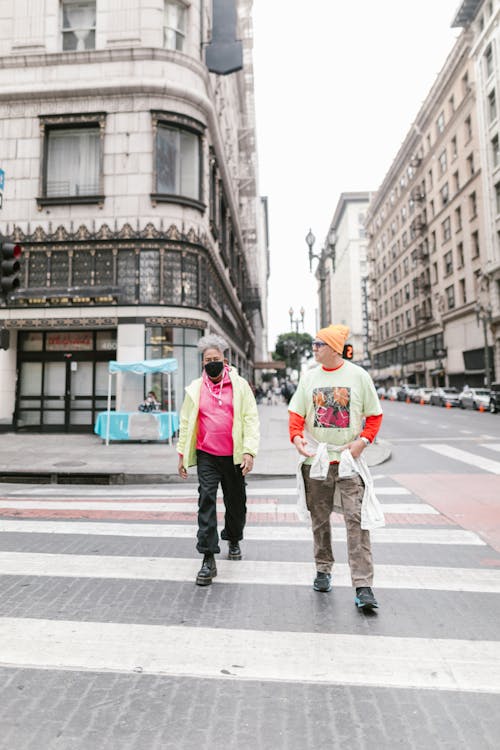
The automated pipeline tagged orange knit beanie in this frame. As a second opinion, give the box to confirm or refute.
[316,324,350,354]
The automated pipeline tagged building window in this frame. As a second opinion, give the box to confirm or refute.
[485,45,494,78]
[453,170,460,193]
[449,95,455,115]
[455,206,462,232]
[469,191,477,219]
[439,149,447,174]
[445,284,455,310]
[436,111,445,135]
[466,153,474,176]
[465,115,472,141]
[442,217,451,242]
[462,72,470,96]
[164,0,187,51]
[457,242,464,268]
[451,136,457,160]
[443,251,453,276]
[47,127,100,198]
[491,134,499,168]
[496,182,500,214]
[62,1,96,51]
[152,113,204,207]
[440,183,449,207]
[488,90,497,123]
[471,230,480,258]
[38,114,105,205]
[459,278,467,305]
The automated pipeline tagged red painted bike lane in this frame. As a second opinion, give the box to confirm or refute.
[394,473,500,554]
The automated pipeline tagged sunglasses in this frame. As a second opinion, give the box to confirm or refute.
[312,340,327,348]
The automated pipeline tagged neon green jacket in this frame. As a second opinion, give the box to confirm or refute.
[177,367,260,467]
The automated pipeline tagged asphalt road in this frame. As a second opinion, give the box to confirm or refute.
[0,404,499,749]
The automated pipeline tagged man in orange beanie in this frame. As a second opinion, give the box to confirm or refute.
[288,323,383,609]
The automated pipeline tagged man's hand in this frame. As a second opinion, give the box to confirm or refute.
[178,455,188,480]
[240,453,254,476]
[340,438,366,459]
[293,436,315,458]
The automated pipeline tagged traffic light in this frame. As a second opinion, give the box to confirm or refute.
[0,242,22,298]
[343,343,354,360]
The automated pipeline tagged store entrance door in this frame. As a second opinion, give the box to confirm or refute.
[17,330,116,432]
[38,358,94,431]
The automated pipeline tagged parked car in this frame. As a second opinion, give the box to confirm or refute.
[430,387,460,407]
[397,384,419,401]
[412,387,433,404]
[489,383,500,413]
[386,386,399,401]
[458,387,491,410]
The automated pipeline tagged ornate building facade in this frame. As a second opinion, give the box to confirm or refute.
[0,0,268,431]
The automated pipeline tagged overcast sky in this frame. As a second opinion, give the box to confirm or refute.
[251,0,462,350]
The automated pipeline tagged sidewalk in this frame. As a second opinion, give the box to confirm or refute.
[0,404,391,483]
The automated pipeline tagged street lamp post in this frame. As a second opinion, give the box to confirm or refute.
[474,302,493,387]
[289,306,305,372]
[305,228,337,327]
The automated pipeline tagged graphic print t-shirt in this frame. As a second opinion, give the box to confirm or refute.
[288,361,382,464]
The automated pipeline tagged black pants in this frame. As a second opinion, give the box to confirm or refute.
[196,450,247,554]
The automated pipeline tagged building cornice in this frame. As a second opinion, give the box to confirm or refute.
[0,46,210,81]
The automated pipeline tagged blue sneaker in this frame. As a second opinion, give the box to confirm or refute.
[355,586,378,609]
[313,572,332,592]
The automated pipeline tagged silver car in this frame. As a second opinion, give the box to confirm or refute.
[458,387,491,410]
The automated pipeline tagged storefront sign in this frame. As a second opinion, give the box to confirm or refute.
[46,332,93,351]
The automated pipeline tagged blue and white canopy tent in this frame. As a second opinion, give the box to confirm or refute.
[105,358,178,446]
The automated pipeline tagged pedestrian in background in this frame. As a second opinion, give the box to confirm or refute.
[177,334,260,586]
[288,324,383,609]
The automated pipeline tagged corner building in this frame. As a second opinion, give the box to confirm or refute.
[0,0,268,431]
[366,27,493,389]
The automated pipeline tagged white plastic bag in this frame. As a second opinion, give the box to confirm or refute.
[338,450,385,530]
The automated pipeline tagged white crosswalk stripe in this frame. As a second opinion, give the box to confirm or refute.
[424,444,500,474]
[480,443,500,453]
[5,485,410,497]
[0,617,498,693]
[0,519,485,544]
[0,551,496,593]
[0,499,436,514]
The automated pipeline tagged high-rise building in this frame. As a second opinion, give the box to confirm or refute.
[452,0,500,385]
[323,192,371,365]
[0,0,268,431]
[366,27,492,389]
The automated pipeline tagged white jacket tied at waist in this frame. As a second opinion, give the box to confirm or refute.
[296,434,385,530]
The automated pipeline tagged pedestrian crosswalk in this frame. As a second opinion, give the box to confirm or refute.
[0,616,497,693]
[0,472,499,748]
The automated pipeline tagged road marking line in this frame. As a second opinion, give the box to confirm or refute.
[480,444,500,453]
[0,499,428,513]
[0,520,485,545]
[424,444,500,475]
[0,617,497,692]
[6,486,410,498]
[0,551,497,593]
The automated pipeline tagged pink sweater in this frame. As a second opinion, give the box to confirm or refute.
[196,368,234,456]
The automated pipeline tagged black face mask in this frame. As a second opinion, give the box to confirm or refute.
[204,361,224,378]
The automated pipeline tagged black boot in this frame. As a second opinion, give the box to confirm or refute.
[195,554,217,586]
[228,541,242,560]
